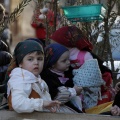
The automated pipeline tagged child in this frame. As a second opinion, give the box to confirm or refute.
[50,26,114,108]
[7,40,60,113]
[41,43,83,113]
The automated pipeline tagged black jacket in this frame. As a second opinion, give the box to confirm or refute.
[41,69,82,113]
[41,69,74,99]
[0,40,12,85]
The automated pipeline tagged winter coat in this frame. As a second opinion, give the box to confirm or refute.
[0,40,12,85]
[41,69,82,113]
[7,68,51,113]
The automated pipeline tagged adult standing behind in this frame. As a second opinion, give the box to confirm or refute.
[50,26,114,108]
[1,11,12,53]
[0,39,12,108]
[0,4,12,108]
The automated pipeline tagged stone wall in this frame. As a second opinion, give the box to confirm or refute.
[0,110,120,120]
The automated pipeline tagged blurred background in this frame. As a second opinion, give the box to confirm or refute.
[1,0,36,53]
[1,0,119,53]
[0,0,120,84]
[1,0,119,52]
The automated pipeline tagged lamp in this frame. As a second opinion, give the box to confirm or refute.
[62,4,106,22]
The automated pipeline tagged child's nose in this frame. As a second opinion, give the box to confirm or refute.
[34,59,38,64]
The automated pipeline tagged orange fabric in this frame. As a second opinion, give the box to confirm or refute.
[8,89,41,110]
[29,89,41,98]
[8,92,13,110]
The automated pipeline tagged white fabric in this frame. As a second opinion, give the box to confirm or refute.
[68,88,76,97]
[70,96,83,111]
[72,59,105,109]
[7,68,51,113]
[68,88,82,111]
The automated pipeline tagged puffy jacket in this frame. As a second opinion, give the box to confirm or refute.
[0,40,9,52]
[0,40,12,85]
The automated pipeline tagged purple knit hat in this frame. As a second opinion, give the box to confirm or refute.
[45,43,68,68]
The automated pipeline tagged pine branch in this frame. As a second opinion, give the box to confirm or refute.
[0,0,32,35]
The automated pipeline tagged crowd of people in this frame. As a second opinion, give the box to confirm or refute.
[0,3,120,116]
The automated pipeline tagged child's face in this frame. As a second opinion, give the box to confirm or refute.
[53,51,70,72]
[19,51,44,77]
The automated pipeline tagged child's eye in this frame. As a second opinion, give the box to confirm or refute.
[28,58,33,61]
[62,58,69,62]
[38,57,43,61]
[62,59,67,62]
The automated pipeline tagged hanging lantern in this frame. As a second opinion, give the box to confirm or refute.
[62,4,106,22]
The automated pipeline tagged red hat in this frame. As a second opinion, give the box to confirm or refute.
[50,26,93,51]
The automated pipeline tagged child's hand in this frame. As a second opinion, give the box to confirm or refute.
[43,100,61,113]
[74,86,83,95]
[115,82,120,93]
[111,105,120,116]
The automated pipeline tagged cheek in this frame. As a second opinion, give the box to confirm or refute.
[21,63,32,70]
[39,62,44,68]
[58,63,66,69]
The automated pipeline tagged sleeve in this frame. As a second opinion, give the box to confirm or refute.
[68,88,77,97]
[11,88,44,113]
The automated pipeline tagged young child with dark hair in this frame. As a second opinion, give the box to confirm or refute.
[41,43,83,113]
[7,40,60,113]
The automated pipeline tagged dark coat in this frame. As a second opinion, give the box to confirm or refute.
[41,69,82,113]
[41,69,74,99]
[0,40,12,85]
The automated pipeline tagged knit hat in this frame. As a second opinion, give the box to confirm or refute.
[14,40,44,64]
[73,59,105,87]
[25,38,45,48]
[45,43,68,68]
[50,26,93,51]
